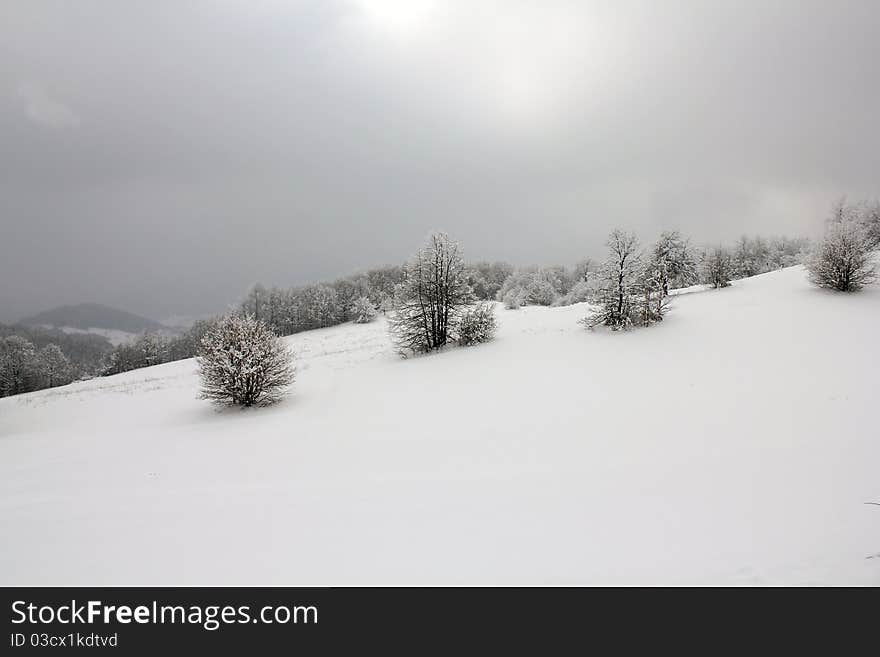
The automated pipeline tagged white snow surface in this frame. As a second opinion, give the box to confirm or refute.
[2,265,879,585]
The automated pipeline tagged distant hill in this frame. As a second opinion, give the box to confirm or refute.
[18,303,165,334]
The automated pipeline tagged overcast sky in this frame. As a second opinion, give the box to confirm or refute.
[1,0,878,322]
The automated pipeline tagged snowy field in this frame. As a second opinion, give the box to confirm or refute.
[1,265,879,585]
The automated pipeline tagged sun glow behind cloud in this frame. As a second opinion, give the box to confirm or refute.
[346,1,623,133]
[349,0,437,35]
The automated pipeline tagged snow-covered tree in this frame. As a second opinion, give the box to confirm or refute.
[362,265,406,307]
[139,332,167,367]
[496,268,566,307]
[388,232,474,354]
[0,335,38,396]
[583,230,643,330]
[351,295,377,323]
[806,218,876,292]
[860,200,880,249]
[465,261,514,300]
[732,235,767,278]
[649,231,698,295]
[198,314,294,407]
[37,343,72,388]
[332,277,366,323]
[703,247,733,289]
[305,284,341,329]
[240,284,270,323]
[633,262,671,326]
[457,302,497,346]
[572,258,596,283]
[166,318,218,360]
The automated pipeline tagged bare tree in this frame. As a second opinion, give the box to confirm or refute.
[807,218,876,292]
[388,233,474,354]
[198,314,294,407]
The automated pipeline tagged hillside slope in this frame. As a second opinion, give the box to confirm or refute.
[1,266,878,585]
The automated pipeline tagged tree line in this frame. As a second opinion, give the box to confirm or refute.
[3,196,876,400]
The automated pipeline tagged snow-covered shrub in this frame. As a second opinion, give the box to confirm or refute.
[457,302,497,346]
[497,268,565,306]
[502,289,526,309]
[389,233,474,354]
[351,296,377,323]
[198,314,294,407]
[703,247,733,289]
[807,219,876,292]
[555,280,594,306]
[528,278,557,306]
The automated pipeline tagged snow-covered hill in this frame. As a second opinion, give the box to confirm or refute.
[1,266,878,585]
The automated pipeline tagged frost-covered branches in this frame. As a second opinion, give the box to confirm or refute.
[581,229,679,330]
[807,216,876,292]
[198,314,294,407]
[649,230,698,295]
[634,262,672,327]
[388,233,474,354]
[583,230,644,330]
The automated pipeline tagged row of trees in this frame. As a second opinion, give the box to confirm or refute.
[198,201,877,406]
[4,199,871,400]
[238,265,406,336]
[102,226,816,381]
[497,233,810,311]
[0,322,112,378]
[100,320,217,376]
[0,337,74,397]
[579,198,877,333]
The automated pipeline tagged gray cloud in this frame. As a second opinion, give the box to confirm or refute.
[17,82,80,127]
[1,0,878,322]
